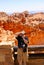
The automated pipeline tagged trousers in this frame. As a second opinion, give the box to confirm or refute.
[17,48,28,65]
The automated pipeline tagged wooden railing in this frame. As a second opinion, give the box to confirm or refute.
[28,45,44,54]
[13,45,44,55]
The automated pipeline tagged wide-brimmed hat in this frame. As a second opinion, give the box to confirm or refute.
[15,30,25,35]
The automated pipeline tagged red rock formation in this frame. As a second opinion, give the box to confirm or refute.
[0,11,44,46]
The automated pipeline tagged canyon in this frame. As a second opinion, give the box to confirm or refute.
[0,11,44,46]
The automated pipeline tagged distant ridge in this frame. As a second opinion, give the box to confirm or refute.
[0,10,44,15]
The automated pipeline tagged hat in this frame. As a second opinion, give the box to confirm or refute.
[15,30,25,35]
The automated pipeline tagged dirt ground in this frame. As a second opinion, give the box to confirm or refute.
[14,54,44,65]
[14,59,44,65]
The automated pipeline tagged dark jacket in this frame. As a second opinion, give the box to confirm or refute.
[16,35,25,48]
[16,35,29,52]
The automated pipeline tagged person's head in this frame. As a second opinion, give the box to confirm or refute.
[18,33,24,37]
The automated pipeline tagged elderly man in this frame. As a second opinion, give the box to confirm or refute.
[16,33,29,65]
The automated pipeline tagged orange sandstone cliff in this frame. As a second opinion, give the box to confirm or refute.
[0,11,44,46]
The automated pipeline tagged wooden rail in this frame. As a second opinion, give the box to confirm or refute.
[13,45,44,54]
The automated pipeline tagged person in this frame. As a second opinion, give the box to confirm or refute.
[16,33,29,65]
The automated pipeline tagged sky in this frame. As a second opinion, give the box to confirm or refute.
[0,0,44,13]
